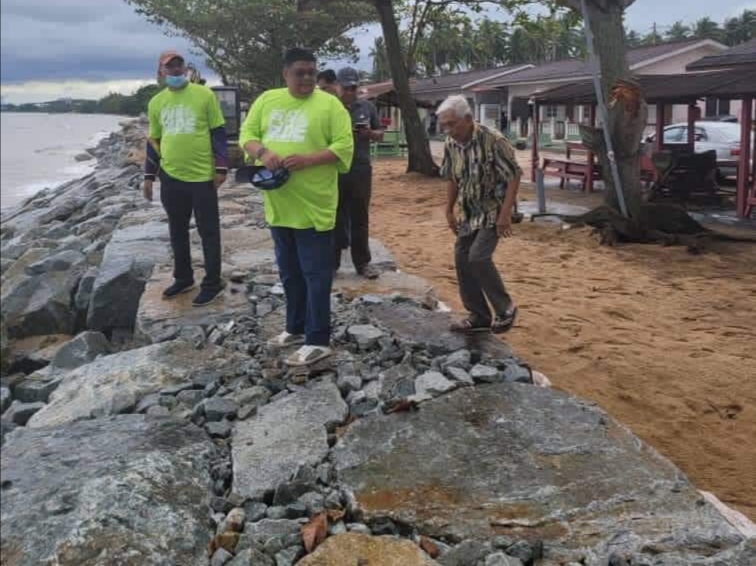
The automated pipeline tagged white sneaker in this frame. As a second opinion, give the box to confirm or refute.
[285,345,333,367]
[266,331,305,348]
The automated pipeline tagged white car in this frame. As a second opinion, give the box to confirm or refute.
[645,121,754,180]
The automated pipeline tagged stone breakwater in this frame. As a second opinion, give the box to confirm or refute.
[1,121,755,566]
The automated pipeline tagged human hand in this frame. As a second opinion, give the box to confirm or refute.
[446,210,458,235]
[214,172,226,190]
[143,179,153,202]
[356,128,372,141]
[260,150,284,171]
[283,154,313,171]
[496,214,513,238]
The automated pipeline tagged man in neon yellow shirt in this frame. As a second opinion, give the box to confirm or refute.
[144,51,228,307]
[240,47,353,367]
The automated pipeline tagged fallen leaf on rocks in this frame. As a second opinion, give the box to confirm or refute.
[335,414,357,438]
[384,399,418,414]
[419,536,441,558]
[207,532,239,556]
[327,509,345,523]
[302,511,328,553]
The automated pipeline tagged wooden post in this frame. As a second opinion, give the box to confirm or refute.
[687,103,697,149]
[586,104,596,193]
[655,103,665,151]
[737,97,753,217]
[531,101,539,183]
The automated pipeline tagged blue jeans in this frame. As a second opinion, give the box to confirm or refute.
[270,227,334,346]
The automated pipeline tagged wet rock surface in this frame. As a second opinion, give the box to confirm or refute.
[0,415,214,566]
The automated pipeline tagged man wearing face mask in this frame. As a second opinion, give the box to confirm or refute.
[333,67,383,279]
[144,51,228,307]
[240,48,353,367]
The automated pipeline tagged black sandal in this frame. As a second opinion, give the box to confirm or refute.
[492,307,518,334]
[450,319,491,334]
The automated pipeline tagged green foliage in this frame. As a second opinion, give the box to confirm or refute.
[126,0,375,95]
[2,84,163,116]
[638,10,756,47]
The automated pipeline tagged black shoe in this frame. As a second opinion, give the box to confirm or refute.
[192,287,224,307]
[162,281,195,299]
[356,264,380,280]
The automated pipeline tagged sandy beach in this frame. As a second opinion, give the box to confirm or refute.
[369,158,756,520]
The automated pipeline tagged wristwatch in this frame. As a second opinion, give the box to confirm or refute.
[256,146,268,159]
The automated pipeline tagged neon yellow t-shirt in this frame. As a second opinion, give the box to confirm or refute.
[239,88,354,231]
[148,83,225,182]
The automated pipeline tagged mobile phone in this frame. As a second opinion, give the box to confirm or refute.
[353,122,369,130]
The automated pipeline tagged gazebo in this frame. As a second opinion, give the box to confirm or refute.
[531,69,756,218]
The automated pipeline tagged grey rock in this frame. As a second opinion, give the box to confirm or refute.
[238,519,301,551]
[316,463,333,484]
[266,506,288,520]
[13,377,61,403]
[491,536,516,550]
[0,415,213,565]
[205,397,239,422]
[0,387,10,414]
[256,299,275,317]
[503,361,532,384]
[227,385,271,408]
[485,553,524,566]
[51,331,110,370]
[75,151,94,162]
[470,364,499,382]
[298,492,326,516]
[411,371,457,402]
[206,420,233,439]
[211,496,235,514]
[337,374,362,393]
[504,541,538,564]
[1,247,88,338]
[363,302,512,358]
[324,490,343,510]
[160,381,195,396]
[27,341,228,428]
[446,366,474,385]
[6,400,45,425]
[346,389,366,405]
[244,501,268,522]
[377,360,417,400]
[238,404,257,420]
[351,397,379,417]
[347,324,385,350]
[211,547,234,566]
[270,283,285,297]
[442,349,472,371]
[177,389,205,407]
[328,520,347,536]
[178,325,206,347]
[87,218,171,331]
[232,381,348,500]
[228,548,275,566]
[332,384,747,561]
[284,501,307,519]
[437,540,491,566]
[146,405,170,417]
[362,379,381,400]
[25,250,84,276]
[135,393,161,413]
[347,523,372,535]
[275,545,304,566]
[73,266,98,318]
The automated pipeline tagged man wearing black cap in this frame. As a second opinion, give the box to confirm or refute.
[144,51,228,307]
[334,67,384,279]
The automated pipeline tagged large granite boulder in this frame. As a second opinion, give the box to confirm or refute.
[87,215,171,331]
[0,415,214,565]
[362,302,512,359]
[27,340,229,428]
[332,384,748,565]
[1,249,87,338]
[232,381,348,500]
[297,533,438,566]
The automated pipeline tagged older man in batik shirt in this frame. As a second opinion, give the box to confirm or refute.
[438,95,521,334]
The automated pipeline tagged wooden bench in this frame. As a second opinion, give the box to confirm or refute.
[542,142,601,191]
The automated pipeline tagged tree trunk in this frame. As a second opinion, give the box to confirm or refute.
[374,0,439,176]
[579,0,647,223]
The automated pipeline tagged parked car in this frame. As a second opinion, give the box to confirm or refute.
[645,121,754,180]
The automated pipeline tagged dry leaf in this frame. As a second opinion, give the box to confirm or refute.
[207,532,239,557]
[419,535,441,558]
[301,512,328,553]
[326,509,345,523]
[335,413,357,438]
[385,399,418,414]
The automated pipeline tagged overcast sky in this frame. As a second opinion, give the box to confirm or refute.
[1,0,754,104]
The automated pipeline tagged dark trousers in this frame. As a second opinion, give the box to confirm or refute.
[159,171,222,292]
[271,227,334,346]
[334,166,372,270]
[455,227,513,326]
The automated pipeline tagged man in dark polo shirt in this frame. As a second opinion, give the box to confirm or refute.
[333,67,384,279]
